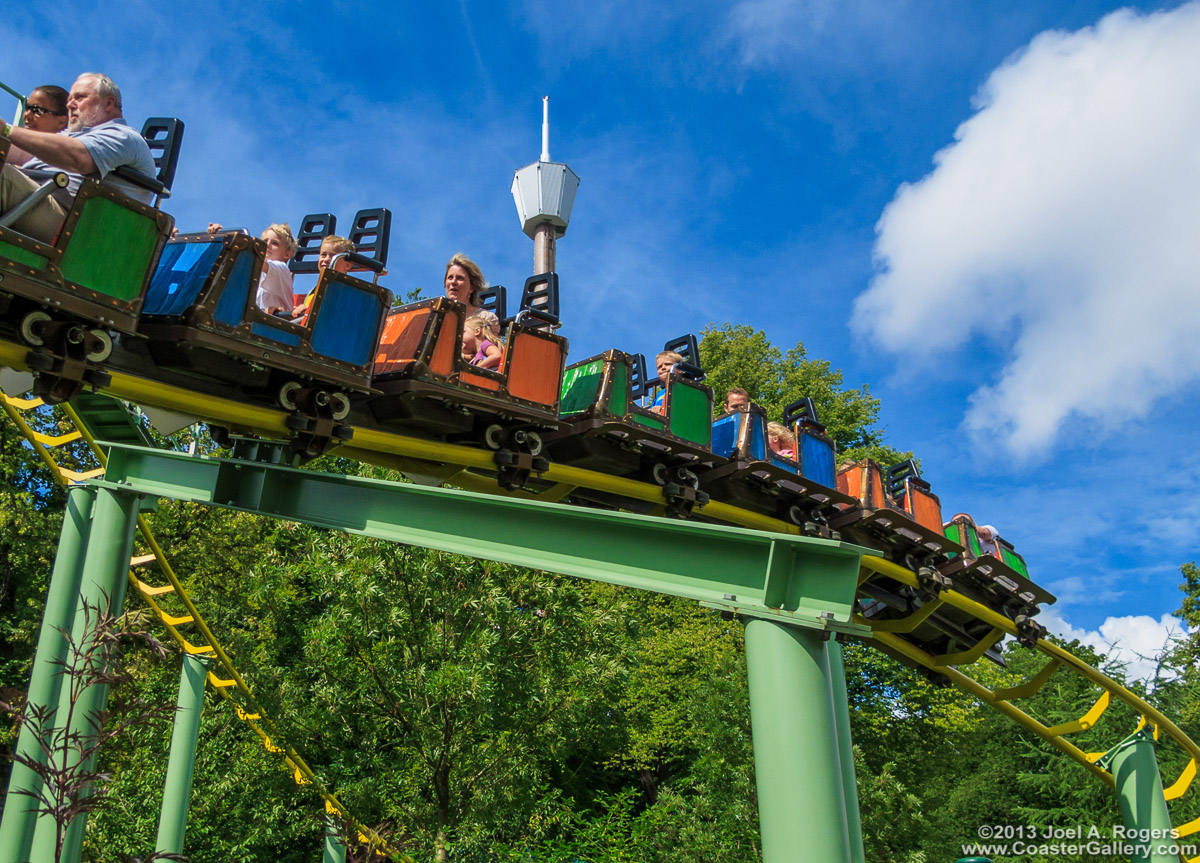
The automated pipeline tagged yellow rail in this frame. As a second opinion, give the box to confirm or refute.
[859,554,1200,835]
[1,391,406,859]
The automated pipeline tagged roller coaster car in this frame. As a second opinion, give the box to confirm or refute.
[129,230,391,457]
[0,124,178,403]
[832,459,962,565]
[942,513,1054,625]
[700,397,855,534]
[882,459,1053,622]
[364,273,567,487]
[544,334,715,515]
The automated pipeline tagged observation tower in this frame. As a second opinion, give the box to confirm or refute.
[511,97,580,276]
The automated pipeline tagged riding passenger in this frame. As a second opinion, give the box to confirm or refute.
[291,235,354,321]
[977,524,1001,556]
[462,313,503,370]
[1,73,156,242]
[10,86,69,168]
[444,253,485,318]
[723,387,750,412]
[21,86,69,135]
[767,422,795,459]
[651,351,684,414]
[207,221,297,315]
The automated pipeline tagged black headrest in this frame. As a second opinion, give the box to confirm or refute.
[782,397,822,429]
[348,208,391,267]
[477,285,507,321]
[663,333,700,368]
[886,459,926,497]
[515,272,560,329]
[290,213,336,274]
[140,117,184,188]
[660,333,704,382]
[629,353,649,400]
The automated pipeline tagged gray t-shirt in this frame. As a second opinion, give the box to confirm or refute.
[23,119,156,205]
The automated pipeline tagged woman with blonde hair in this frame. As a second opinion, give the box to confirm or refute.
[444,252,485,317]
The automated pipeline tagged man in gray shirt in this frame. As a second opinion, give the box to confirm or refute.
[0,72,156,242]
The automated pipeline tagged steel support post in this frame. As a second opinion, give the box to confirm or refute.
[0,487,95,863]
[323,813,347,863]
[827,639,865,863]
[30,487,140,863]
[745,619,852,863]
[1100,730,1177,863]
[155,654,210,857]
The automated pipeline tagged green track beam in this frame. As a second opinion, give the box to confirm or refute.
[155,654,210,857]
[97,444,872,635]
[94,444,870,863]
[0,487,95,863]
[1098,729,1178,863]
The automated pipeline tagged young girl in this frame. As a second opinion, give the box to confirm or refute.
[767,422,796,459]
[462,313,502,370]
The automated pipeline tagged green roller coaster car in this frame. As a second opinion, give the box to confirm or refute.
[0,137,173,333]
[0,134,174,401]
[547,343,716,515]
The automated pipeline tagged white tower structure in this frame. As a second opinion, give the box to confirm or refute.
[511,97,580,275]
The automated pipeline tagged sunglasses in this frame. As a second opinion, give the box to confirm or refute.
[25,104,66,118]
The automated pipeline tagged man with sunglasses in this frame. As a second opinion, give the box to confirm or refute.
[1,72,155,241]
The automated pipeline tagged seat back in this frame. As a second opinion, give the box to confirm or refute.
[662,333,704,381]
[111,118,184,206]
[290,213,337,274]
[141,117,185,191]
[477,285,508,320]
[628,352,650,400]
[347,208,390,266]
[518,272,560,326]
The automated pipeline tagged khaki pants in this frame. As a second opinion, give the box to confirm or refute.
[0,164,69,243]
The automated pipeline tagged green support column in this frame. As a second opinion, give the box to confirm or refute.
[744,619,852,863]
[1099,729,1177,863]
[155,654,210,857]
[30,487,140,863]
[323,813,347,863]
[828,639,865,863]
[0,486,95,863]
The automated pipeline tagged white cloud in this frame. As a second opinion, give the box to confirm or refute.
[852,3,1200,458]
[724,0,840,65]
[1040,607,1187,684]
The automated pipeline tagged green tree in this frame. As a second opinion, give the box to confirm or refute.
[248,530,633,861]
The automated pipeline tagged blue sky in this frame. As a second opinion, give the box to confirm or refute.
[5,0,1199,677]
